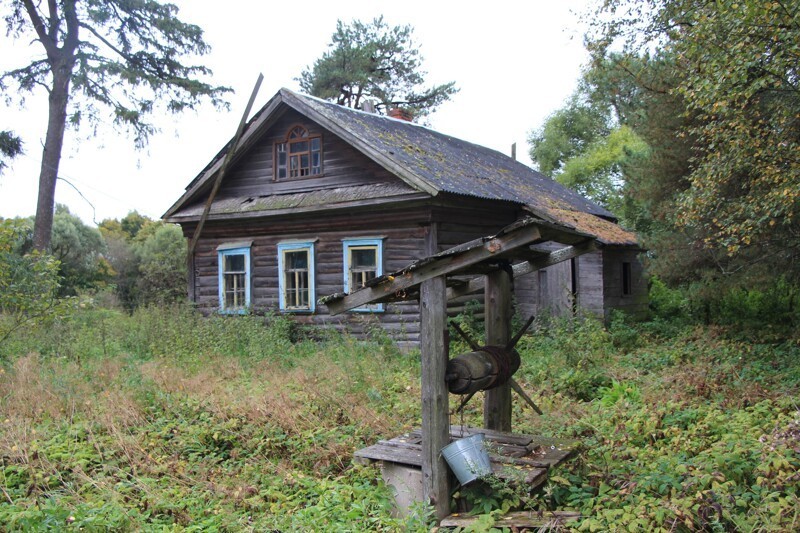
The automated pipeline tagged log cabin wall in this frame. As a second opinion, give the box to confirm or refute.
[514,248,606,321]
[214,108,399,200]
[182,204,433,345]
[601,247,648,320]
[433,198,522,319]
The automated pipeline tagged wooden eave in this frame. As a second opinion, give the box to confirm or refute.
[321,217,601,314]
[164,190,432,223]
[164,89,444,220]
[163,93,289,219]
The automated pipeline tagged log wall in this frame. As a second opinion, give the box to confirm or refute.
[216,109,397,199]
[183,205,434,345]
[601,247,649,320]
[515,248,606,321]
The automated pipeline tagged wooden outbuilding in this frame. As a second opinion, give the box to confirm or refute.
[164,88,646,343]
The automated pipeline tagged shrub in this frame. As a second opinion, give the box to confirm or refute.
[0,219,70,352]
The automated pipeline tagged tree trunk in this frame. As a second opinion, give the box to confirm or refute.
[32,55,75,251]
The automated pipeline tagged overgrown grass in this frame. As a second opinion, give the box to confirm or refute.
[1,306,799,531]
[0,306,427,530]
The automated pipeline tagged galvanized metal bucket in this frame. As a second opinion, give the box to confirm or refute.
[441,433,492,486]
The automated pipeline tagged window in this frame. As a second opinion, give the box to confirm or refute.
[274,125,322,180]
[622,262,632,296]
[278,242,315,312]
[218,243,251,313]
[343,238,383,312]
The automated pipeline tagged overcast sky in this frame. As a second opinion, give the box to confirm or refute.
[0,0,591,225]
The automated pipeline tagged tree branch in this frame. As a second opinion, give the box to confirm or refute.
[21,0,55,55]
[63,0,80,54]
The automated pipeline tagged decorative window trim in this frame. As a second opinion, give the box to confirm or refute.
[278,241,315,313]
[217,245,251,314]
[273,124,322,181]
[343,238,384,312]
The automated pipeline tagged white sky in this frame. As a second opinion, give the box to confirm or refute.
[0,0,591,225]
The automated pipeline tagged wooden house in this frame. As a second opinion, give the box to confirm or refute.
[164,89,646,343]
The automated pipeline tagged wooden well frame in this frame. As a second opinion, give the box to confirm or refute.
[323,216,599,520]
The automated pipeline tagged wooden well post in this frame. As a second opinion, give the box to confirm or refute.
[323,218,597,523]
[483,268,514,431]
[420,275,451,520]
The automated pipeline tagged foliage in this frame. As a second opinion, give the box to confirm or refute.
[134,222,187,306]
[0,218,67,346]
[51,205,111,295]
[0,305,427,530]
[557,125,649,213]
[1,0,230,249]
[298,16,457,119]
[587,0,800,277]
[99,214,188,310]
[1,306,800,529]
[648,276,688,321]
[0,129,22,173]
[528,94,611,177]
[669,1,800,259]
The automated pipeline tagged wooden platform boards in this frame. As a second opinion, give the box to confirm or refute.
[354,425,580,491]
[440,510,582,529]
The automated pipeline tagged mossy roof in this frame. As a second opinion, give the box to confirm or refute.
[165,89,637,246]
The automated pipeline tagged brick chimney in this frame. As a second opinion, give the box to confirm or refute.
[387,107,413,122]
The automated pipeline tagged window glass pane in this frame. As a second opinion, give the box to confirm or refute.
[311,138,320,150]
[225,254,244,272]
[220,249,248,311]
[276,143,287,180]
[287,250,308,270]
[300,154,309,169]
[290,141,308,153]
[312,153,321,170]
[224,273,246,307]
[351,270,377,290]
[285,271,309,307]
[351,248,376,268]
[279,244,313,311]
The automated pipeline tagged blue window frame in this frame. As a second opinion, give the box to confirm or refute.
[278,241,315,312]
[217,243,251,313]
[343,238,384,312]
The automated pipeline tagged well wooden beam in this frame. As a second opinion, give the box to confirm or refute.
[446,239,599,301]
[325,224,542,314]
[483,268,513,432]
[420,275,450,521]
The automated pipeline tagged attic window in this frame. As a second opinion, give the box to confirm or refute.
[274,125,322,180]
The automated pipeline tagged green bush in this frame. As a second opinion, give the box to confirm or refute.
[649,276,689,321]
[552,368,613,402]
[0,218,71,353]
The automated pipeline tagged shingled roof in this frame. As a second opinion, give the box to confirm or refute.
[165,88,638,246]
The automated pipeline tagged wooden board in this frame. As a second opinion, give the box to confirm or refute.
[420,275,451,520]
[440,510,581,528]
[355,427,580,471]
